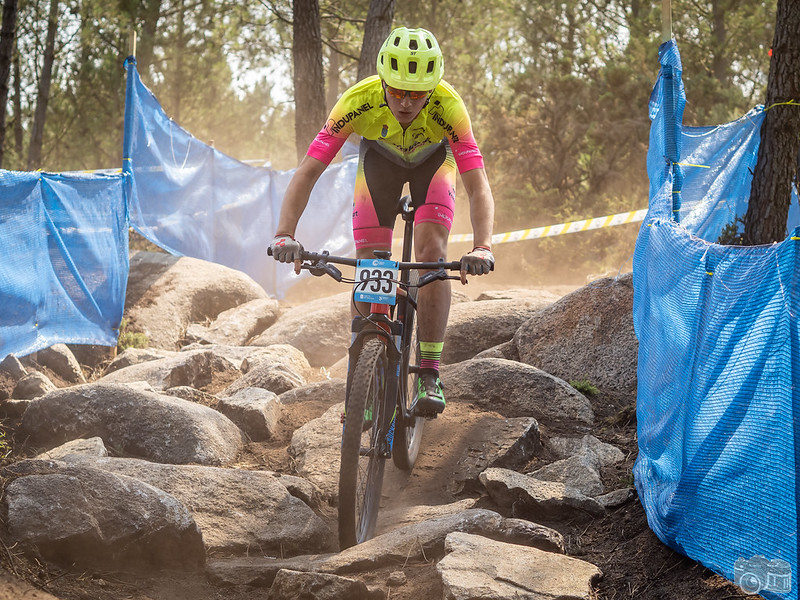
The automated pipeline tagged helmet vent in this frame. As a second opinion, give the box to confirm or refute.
[426,60,435,74]
[393,36,401,47]
[409,39,418,50]
[391,57,398,71]
[426,39,433,49]
[409,61,417,74]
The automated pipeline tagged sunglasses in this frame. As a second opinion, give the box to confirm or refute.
[384,85,430,101]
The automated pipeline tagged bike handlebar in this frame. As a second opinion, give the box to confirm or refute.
[267,247,490,287]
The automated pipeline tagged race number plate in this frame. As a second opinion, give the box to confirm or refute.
[354,259,399,305]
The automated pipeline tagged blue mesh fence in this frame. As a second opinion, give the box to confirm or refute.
[0,59,357,358]
[123,57,358,299]
[634,40,800,599]
[0,170,129,358]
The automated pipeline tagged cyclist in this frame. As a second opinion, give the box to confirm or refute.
[269,26,495,416]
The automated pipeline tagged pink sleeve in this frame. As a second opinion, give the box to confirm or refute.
[307,128,348,165]
[450,138,485,173]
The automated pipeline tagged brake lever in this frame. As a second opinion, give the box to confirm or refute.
[417,269,452,287]
[303,261,343,281]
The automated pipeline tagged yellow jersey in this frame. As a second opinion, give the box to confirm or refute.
[307,75,484,173]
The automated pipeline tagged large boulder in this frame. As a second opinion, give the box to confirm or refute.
[220,344,313,397]
[99,348,240,391]
[35,344,86,384]
[513,273,638,406]
[3,459,205,572]
[124,251,268,350]
[479,467,605,520]
[441,358,594,430]
[249,292,351,368]
[438,532,601,600]
[443,297,556,364]
[19,383,244,465]
[60,454,336,556]
[185,297,281,346]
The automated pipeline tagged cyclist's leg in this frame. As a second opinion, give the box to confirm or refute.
[409,144,456,414]
[352,142,405,318]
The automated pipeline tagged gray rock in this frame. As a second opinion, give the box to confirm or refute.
[321,509,565,574]
[249,292,351,367]
[514,273,638,405]
[124,251,268,351]
[59,455,335,556]
[104,347,176,374]
[222,363,306,397]
[549,434,626,466]
[184,297,280,346]
[19,383,244,465]
[35,437,108,460]
[0,398,31,419]
[163,385,218,406]
[267,570,383,600]
[443,298,555,364]
[207,511,565,587]
[479,467,605,520]
[13,371,57,399]
[529,454,605,497]
[240,343,312,377]
[473,340,519,361]
[438,532,601,600]
[217,387,281,441]
[319,510,498,573]
[441,358,594,428]
[3,459,204,572]
[288,402,344,499]
[597,487,635,509]
[35,344,86,384]
[0,354,27,379]
[278,378,346,407]
[100,348,240,391]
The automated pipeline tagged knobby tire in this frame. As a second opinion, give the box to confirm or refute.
[338,338,388,549]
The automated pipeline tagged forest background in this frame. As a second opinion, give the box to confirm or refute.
[0,0,777,285]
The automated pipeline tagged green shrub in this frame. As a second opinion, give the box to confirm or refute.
[117,318,149,351]
[569,379,600,396]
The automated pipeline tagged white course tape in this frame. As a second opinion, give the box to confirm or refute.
[447,208,648,245]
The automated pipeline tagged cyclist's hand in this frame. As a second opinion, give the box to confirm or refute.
[268,234,303,274]
[460,246,494,284]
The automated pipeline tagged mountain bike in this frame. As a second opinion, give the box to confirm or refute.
[271,196,463,549]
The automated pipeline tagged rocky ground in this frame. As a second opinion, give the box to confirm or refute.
[0,254,754,600]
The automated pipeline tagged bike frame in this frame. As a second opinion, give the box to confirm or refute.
[346,196,419,457]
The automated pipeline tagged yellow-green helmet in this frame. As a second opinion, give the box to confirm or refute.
[376,27,444,91]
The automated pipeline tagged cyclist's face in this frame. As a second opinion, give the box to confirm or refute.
[383,83,430,126]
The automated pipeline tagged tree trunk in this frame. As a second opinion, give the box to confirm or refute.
[292,0,326,164]
[743,0,800,244]
[357,0,395,81]
[710,0,730,84]
[326,42,339,110]
[0,0,17,168]
[172,0,186,122]
[27,0,59,170]
[12,48,21,159]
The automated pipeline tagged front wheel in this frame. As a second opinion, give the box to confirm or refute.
[338,338,388,549]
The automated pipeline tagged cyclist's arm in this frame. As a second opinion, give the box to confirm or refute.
[274,155,328,237]
[460,167,495,249]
